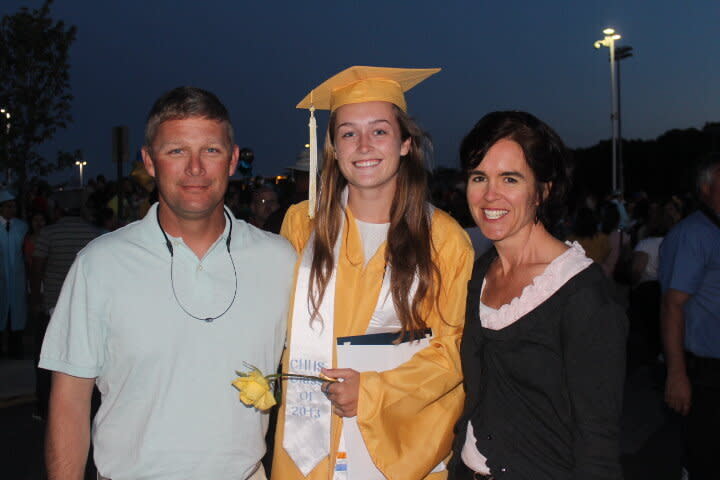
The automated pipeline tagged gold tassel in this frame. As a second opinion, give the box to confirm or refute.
[308,101,317,219]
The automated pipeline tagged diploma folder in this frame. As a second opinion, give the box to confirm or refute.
[335,328,445,479]
[336,328,432,346]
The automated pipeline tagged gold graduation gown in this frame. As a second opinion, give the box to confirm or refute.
[271,201,474,480]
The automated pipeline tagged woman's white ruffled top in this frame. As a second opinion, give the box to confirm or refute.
[480,242,594,331]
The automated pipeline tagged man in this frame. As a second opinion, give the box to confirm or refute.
[0,190,28,358]
[659,153,720,480]
[40,87,296,480]
[249,186,279,231]
[263,149,312,234]
[30,191,104,420]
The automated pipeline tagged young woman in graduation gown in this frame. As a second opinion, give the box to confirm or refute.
[271,66,474,480]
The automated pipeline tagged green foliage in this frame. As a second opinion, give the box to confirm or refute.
[0,0,79,178]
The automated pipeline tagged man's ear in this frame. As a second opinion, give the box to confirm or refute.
[141,147,156,178]
[229,145,239,176]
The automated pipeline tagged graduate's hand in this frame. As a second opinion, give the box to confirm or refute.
[321,368,360,418]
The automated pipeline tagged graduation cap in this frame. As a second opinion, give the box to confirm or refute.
[296,66,441,217]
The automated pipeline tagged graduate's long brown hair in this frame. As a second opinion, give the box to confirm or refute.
[308,105,440,338]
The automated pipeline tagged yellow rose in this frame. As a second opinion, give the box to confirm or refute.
[232,369,277,410]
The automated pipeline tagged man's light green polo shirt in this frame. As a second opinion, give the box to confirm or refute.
[40,204,296,479]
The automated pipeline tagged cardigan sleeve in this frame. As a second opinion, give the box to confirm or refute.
[356,212,474,480]
[562,283,628,480]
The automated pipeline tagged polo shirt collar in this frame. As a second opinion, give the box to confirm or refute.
[140,203,232,258]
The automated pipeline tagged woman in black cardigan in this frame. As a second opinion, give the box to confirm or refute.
[449,111,627,480]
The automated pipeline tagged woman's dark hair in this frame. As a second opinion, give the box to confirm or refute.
[459,111,573,231]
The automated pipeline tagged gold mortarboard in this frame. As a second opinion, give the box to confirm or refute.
[296,66,441,112]
[297,66,441,217]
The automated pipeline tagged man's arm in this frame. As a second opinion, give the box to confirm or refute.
[46,372,95,480]
[660,288,691,415]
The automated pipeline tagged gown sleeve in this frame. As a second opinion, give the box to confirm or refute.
[280,201,313,253]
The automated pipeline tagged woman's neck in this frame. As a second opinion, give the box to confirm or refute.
[493,223,566,272]
[346,185,395,223]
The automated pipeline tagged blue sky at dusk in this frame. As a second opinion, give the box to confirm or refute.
[2,0,718,183]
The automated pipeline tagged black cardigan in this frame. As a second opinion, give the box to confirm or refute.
[449,249,627,480]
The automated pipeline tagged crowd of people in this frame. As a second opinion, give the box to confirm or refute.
[0,68,718,480]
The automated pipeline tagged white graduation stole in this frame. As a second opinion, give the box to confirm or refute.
[283,228,338,476]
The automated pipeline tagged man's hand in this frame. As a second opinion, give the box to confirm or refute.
[665,370,692,415]
[320,368,360,418]
[660,288,692,416]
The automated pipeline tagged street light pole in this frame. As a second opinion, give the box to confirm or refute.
[594,28,622,193]
[75,160,87,187]
[614,45,633,193]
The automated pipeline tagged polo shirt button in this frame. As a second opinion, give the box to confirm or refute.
[500,467,507,473]
[487,434,492,440]
[197,264,204,271]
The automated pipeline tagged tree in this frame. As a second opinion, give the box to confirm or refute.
[0,0,78,206]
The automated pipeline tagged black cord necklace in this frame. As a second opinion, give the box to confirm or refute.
[156,207,238,323]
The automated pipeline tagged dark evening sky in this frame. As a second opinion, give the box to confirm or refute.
[2,0,718,183]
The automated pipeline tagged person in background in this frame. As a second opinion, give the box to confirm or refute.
[23,211,48,273]
[30,191,104,421]
[599,201,631,279]
[0,190,29,359]
[451,111,627,480]
[609,191,632,231]
[465,224,493,260]
[263,149,313,234]
[567,206,610,265]
[627,207,675,363]
[273,66,473,480]
[249,185,280,231]
[130,161,158,218]
[659,153,720,480]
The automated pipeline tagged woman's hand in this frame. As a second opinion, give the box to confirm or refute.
[321,368,360,418]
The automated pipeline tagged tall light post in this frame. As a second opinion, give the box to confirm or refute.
[614,45,633,193]
[75,160,87,187]
[594,27,622,193]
